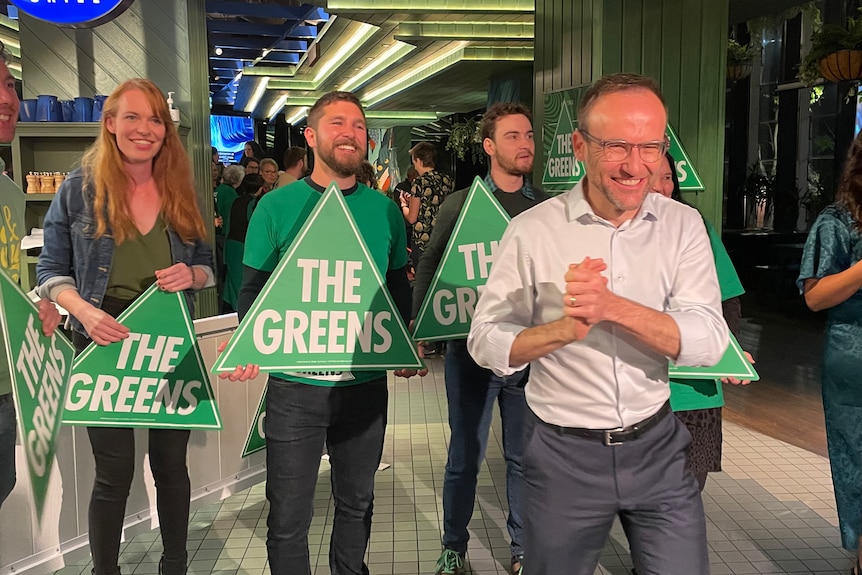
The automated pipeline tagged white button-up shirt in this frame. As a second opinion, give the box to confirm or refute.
[467,181,728,429]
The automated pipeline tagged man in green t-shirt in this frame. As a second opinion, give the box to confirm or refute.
[224,91,420,575]
[0,41,62,511]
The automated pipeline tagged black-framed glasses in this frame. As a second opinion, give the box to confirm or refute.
[579,129,669,163]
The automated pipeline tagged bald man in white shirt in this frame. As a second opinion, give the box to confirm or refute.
[467,73,728,575]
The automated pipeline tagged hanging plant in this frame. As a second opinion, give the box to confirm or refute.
[445,119,485,165]
[799,7,862,86]
[727,39,756,80]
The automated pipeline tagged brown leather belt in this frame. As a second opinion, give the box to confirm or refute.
[540,401,671,446]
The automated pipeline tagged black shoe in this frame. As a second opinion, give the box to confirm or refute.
[159,556,187,575]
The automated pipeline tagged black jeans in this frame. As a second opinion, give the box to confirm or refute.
[264,376,388,575]
[87,427,191,575]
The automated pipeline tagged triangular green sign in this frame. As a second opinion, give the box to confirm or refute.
[413,177,510,341]
[542,105,584,187]
[666,125,705,191]
[215,183,423,372]
[242,385,266,457]
[0,268,74,520]
[64,284,221,429]
[669,332,758,380]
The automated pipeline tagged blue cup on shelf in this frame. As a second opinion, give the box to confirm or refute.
[19,99,36,122]
[92,94,107,122]
[36,95,60,121]
[60,100,74,122]
[73,96,93,122]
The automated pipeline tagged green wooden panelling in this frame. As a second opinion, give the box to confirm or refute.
[534,0,729,231]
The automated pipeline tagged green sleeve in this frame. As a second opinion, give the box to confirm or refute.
[242,198,280,272]
[704,220,745,301]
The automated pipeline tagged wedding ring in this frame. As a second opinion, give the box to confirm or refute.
[569,296,577,306]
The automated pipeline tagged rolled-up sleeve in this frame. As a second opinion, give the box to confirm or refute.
[666,217,729,367]
[36,181,77,301]
[467,221,533,376]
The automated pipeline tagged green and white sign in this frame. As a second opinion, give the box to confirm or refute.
[65,284,221,429]
[541,105,583,188]
[669,333,758,380]
[413,177,510,341]
[666,125,705,191]
[242,386,266,457]
[215,183,423,372]
[0,269,74,519]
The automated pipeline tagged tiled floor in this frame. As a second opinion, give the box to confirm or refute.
[53,356,851,575]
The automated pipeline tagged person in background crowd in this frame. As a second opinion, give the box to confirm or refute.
[36,78,214,575]
[259,157,279,193]
[220,91,421,575]
[415,102,549,575]
[798,130,862,575]
[468,73,728,575]
[243,140,264,161]
[0,39,62,513]
[401,142,453,273]
[355,159,378,189]
[222,173,265,313]
[240,156,260,175]
[653,152,754,489]
[276,146,307,188]
[214,164,245,308]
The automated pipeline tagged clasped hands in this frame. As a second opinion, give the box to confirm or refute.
[560,256,612,341]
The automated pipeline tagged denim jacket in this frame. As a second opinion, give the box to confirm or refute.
[36,168,214,337]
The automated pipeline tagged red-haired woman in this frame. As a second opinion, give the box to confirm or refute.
[37,78,213,575]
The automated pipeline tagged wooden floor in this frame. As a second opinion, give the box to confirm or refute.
[724,296,828,458]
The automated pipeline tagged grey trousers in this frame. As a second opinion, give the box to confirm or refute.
[522,408,708,575]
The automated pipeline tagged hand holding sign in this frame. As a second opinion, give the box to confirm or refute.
[155,262,195,292]
[77,303,129,346]
[36,298,61,337]
[720,351,755,385]
[217,339,260,382]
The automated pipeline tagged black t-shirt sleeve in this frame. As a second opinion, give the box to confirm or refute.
[237,265,271,321]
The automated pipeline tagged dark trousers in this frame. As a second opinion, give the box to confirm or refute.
[442,340,527,557]
[0,393,16,508]
[523,408,707,575]
[87,427,191,575]
[264,376,388,575]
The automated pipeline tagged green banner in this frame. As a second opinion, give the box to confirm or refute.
[242,385,266,457]
[215,183,423,372]
[668,333,758,380]
[0,269,74,519]
[413,177,510,341]
[64,284,221,429]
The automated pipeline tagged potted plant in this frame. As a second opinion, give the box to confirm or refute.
[727,39,756,80]
[445,119,485,165]
[743,164,775,230]
[799,9,862,86]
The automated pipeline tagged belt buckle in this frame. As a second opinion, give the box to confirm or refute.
[603,427,625,446]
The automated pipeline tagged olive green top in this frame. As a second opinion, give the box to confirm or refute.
[106,215,172,300]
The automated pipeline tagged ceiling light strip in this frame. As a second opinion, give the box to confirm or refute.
[339,41,414,93]
[245,76,271,114]
[286,106,310,125]
[312,22,378,84]
[363,41,468,107]
[324,0,533,12]
[267,95,289,119]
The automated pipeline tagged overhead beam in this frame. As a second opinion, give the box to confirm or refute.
[320,0,533,14]
[205,1,305,19]
[395,21,533,42]
[207,21,318,38]
[210,35,309,51]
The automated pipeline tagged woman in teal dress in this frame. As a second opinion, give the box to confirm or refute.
[798,132,862,575]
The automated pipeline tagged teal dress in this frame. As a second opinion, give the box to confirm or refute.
[798,203,862,551]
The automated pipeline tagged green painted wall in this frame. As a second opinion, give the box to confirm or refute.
[18,0,217,315]
[534,0,729,230]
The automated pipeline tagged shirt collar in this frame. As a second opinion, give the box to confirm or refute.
[484,173,536,200]
[564,178,659,226]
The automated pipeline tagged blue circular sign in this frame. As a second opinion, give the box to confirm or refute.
[10,0,135,28]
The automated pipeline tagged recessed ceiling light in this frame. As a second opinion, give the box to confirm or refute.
[215,47,223,56]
